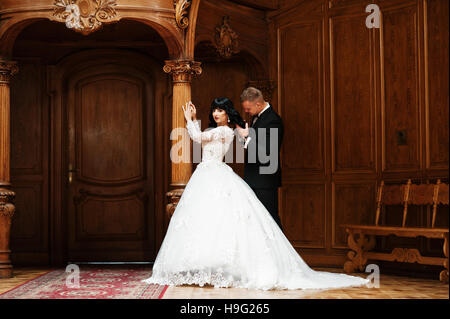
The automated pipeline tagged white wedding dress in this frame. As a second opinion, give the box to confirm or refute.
[142,119,370,290]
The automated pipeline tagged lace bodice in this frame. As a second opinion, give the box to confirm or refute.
[186,120,235,163]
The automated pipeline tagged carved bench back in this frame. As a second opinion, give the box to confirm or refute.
[375,180,410,226]
[375,179,449,228]
[435,182,449,228]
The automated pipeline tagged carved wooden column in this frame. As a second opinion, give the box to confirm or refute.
[0,57,18,278]
[164,60,201,219]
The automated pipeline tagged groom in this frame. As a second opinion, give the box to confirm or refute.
[236,87,284,231]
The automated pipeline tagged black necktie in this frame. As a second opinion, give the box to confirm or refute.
[252,115,259,126]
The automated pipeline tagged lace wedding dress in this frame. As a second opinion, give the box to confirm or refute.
[142,119,370,290]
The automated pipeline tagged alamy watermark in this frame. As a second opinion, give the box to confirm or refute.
[365,264,380,288]
[65,264,80,289]
[169,120,281,175]
[366,4,380,29]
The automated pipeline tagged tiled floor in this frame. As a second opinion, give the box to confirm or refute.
[0,267,448,299]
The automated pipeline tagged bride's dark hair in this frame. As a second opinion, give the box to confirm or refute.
[207,97,246,128]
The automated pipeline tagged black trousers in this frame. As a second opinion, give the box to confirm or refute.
[252,187,283,231]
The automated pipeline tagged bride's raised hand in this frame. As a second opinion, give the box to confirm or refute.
[182,102,192,121]
[188,101,197,120]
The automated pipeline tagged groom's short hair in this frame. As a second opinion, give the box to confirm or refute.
[241,87,264,103]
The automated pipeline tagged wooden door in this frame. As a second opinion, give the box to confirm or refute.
[66,62,155,262]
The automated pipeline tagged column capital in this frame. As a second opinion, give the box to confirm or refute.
[163,60,202,83]
[0,58,19,84]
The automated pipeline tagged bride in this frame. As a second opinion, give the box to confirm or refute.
[142,98,370,290]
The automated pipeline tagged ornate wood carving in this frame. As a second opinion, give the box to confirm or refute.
[0,188,15,277]
[343,230,376,273]
[0,189,15,219]
[342,179,449,282]
[215,16,240,59]
[0,57,17,278]
[442,233,449,283]
[343,229,448,283]
[0,60,19,82]
[391,248,423,263]
[52,0,119,35]
[174,0,192,30]
[163,60,202,83]
[166,188,184,219]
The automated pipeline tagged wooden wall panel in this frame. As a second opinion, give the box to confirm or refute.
[279,21,324,175]
[425,0,449,171]
[330,14,375,174]
[280,184,326,248]
[332,181,376,248]
[424,0,449,255]
[10,182,45,245]
[10,62,44,174]
[381,5,420,172]
[270,0,449,272]
[10,60,49,264]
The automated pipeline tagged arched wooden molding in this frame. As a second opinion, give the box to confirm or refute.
[174,0,191,30]
[185,0,201,60]
[0,1,184,58]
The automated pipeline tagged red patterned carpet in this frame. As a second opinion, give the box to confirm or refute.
[0,266,167,299]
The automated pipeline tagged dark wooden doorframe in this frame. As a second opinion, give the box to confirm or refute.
[47,49,169,266]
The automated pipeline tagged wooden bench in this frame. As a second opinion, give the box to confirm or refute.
[340,179,449,283]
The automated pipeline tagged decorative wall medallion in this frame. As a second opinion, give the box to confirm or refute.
[215,16,239,59]
[174,0,191,29]
[52,0,118,35]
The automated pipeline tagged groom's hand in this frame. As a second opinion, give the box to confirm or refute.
[236,122,249,138]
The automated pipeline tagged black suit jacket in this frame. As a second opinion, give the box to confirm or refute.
[242,105,284,189]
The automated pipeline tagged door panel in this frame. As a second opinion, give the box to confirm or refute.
[67,64,155,261]
[78,78,144,184]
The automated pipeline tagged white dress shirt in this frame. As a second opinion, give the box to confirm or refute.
[258,102,271,117]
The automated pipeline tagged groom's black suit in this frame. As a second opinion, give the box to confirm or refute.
[241,104,284,230]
